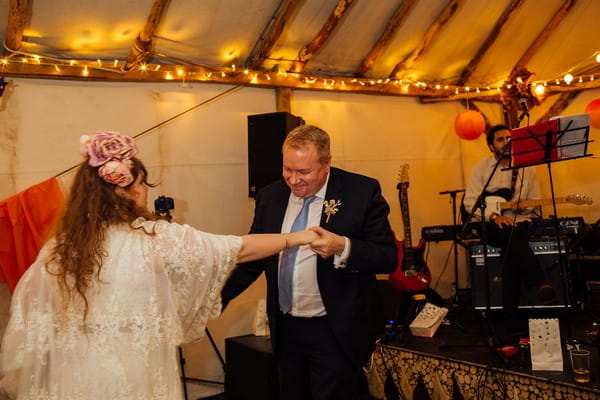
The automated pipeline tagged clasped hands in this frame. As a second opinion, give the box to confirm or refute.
[295,227,345,259]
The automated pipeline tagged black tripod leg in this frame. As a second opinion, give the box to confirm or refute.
[179,346,189,400]
[206,328,226,369]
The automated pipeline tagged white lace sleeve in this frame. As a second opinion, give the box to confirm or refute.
[0,222,243,399]
[140,219,243,343]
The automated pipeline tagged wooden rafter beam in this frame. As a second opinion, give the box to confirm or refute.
[4,59,600,100]
[457,0,524,86]
[289,0,356,74]
[420,90,502,103]
[4,0,30,55]
[390,0,463,80]
[0,60,450,97]
[355,0,417,77]
[508,0,577,82]
[122,0,171,71]
[245,0,303,71]
[536,91,581,123]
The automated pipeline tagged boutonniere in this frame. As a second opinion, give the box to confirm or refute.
[323,199,342,223]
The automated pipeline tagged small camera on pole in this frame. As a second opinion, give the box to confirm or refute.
[154,195,174,221]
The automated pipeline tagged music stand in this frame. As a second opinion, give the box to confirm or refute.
[508,114,593,334]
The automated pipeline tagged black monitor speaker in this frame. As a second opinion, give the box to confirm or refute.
[247,112,304,197]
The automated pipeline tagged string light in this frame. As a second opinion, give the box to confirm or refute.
[534,85,545,95]
[564,73,573,84]
[2,48,599,97]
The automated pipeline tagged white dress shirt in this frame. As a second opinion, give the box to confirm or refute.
[279,174,350,317]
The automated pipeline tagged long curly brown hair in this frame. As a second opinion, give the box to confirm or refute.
[47,157,156,320]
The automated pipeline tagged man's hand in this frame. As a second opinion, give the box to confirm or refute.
[492,214,515,227]
[309,226,345,258]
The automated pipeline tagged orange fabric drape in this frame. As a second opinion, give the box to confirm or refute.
[0,177,64,292]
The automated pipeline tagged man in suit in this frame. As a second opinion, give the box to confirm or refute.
[222,125,397,400]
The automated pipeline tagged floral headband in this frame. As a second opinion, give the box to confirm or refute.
[79,131,138,187]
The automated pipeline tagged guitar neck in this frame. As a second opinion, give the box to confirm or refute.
[399,187,412,247]
[500,197,567,210]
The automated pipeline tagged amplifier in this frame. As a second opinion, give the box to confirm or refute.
[470,240,572,310]
[532,217,585,237]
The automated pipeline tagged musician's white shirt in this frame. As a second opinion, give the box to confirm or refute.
[464,156,541,223]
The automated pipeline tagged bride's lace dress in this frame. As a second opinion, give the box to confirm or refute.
[0,218,242,399]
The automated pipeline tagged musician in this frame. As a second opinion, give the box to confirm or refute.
[464,124,555,332]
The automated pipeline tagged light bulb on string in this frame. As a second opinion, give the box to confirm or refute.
[564,73,573,84]
[535,85,545,96]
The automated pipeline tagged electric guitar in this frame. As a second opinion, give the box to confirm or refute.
[487,193,592,214]
[389,164,431,292]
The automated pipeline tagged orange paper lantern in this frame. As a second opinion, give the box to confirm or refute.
[585,99,600,129]
[454,110,485,140]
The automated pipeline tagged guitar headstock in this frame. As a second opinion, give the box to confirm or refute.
[397,164,410,189]
[565,194,593,205]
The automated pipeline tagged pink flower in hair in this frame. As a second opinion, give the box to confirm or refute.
[84,131,137,167]
[98,160,134,187]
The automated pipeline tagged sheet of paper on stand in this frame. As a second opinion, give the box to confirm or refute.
[549,114,590,160]
[409,303,448,338]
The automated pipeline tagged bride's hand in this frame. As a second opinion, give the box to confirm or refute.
[286,229,318,248]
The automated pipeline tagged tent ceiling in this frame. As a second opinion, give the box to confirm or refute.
[1,0,599,111]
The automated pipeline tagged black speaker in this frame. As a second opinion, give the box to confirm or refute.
[469,240,571,310]
[247,112,304,197]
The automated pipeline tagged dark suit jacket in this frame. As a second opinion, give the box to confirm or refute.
[222,167,397,368]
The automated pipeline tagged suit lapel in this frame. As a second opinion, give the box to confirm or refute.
[266,183,291,232]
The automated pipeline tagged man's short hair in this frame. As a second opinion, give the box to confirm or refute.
[486,124,510,146]
[283,125,331,163]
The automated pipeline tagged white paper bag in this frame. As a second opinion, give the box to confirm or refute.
[252,299,270,336]
[529,318,563,371]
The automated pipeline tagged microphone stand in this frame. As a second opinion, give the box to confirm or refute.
[461,143,512,354]
[439,189,465,304]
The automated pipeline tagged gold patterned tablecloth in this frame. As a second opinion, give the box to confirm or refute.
[372,343,599,400]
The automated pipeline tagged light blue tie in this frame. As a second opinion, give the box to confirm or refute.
[279,195,317,313]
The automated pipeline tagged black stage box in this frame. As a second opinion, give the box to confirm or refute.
[247,112,304,198]
[469,240,572,310]
[224,334,278,400]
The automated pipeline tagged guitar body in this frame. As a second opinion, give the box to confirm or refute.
[389,237,431,292]
[388,164,432,293]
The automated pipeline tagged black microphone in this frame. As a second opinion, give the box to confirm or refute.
[517,98,529,114]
